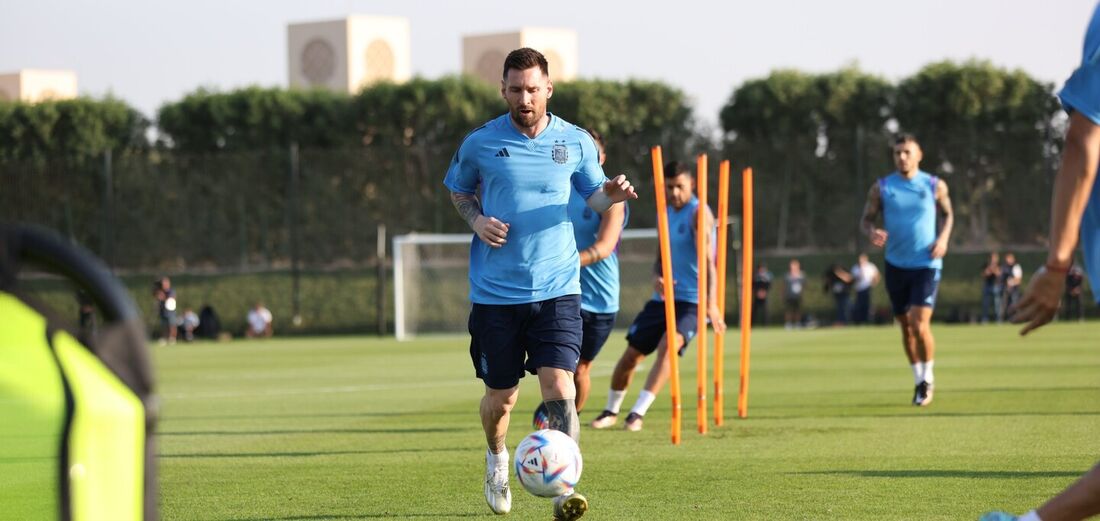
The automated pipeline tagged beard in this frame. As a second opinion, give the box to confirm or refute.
[510,106,542,128]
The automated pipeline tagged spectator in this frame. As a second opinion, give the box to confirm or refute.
[850,253,881,325]
[784,259,805,330]
[1064,263,1086,322]
[752,264,773,326]
[196,305,222,340]
[246,302,273,338]
[980,252,1003,324]
[824,264,853,326]
[1000,253,1024,321]
[153,277,177,345]
[180,308,200,342]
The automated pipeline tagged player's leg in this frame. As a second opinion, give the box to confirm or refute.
[982,463,1100,521]
[469,302,527,515]
[625,301,696,431]
[525,295,588,520]
[574,310,616,413]
[885,263,923,404]
[909,267,940,406]
[590,346,645,428]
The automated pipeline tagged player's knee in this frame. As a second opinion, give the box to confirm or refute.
[575,360,592,376]
[485,389,518,412]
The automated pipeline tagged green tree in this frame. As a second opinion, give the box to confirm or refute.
[894,60,1061,246]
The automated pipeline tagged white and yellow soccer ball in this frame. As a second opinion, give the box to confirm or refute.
[513,429,582,497]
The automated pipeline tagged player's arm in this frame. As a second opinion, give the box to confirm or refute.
[860,183,887,247]
[930,180,953,259]
[579,203,626,267]
[450,192,509,248]
[1014,112,1100,335]
[701,207,727,334]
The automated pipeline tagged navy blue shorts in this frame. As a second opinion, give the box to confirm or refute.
[579,310,616,362]
[625,299,698,356]
[468,294,582,390]
[884,262,941,315]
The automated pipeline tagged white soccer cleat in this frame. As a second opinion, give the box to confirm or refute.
[589,410,618,429]
[553,491,588,520]
[484,452,511,515]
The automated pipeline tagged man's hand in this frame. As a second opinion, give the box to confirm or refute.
[653,275,676,295]
[604,174,638,203]
[930,237,949,259]
[1011,267,1066,336]
[868,227,888,247]
[473,215,510,248]
[707,304,726,334]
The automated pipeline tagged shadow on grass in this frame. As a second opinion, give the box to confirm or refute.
[796,469,1083,479]
[160,447,469,459]
[162,410,471,422]
[227,514,483,520]
[754,410,1100,420]
[159,427,469,436]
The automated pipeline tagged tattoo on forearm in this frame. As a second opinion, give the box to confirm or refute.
[450,193,482,229]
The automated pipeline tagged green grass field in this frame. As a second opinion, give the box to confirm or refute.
[155,323,1100,520]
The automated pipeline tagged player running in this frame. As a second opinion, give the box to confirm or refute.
[589,160,725,432]
[445,48,636,520]
[860,134,954,407]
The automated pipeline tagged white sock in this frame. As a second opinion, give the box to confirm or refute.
[487,447,508,467]
[1019,511,1042,521]
[606,389,627,414]
[923,360,935,385]
[630,390,657,416]
[911,363,923,385]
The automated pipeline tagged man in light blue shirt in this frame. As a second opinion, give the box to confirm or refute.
[860,134,954,407]
[445,47,636,521]
[986,4,1100,521]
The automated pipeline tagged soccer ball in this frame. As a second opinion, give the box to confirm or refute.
[513,429,582,497]
[532,402,550,430]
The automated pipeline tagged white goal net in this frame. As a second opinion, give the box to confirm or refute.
[393,229,663,340]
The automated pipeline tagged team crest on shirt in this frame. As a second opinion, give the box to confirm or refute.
[552,140,568,164]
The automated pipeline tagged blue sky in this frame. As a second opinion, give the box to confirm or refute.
[1,0,1096,128]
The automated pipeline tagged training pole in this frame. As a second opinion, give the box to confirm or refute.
[695,153,708,434]
[737,168,754,419]
[651,146,681,445]
[714,160,730,426]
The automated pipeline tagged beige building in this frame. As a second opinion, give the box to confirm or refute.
[0,70,78,103]
[287,15,411,93]
[462,28,578,85]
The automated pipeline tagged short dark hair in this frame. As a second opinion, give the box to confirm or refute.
[664,160,693,178]
[894,133,921,147]
[503,48,549,79]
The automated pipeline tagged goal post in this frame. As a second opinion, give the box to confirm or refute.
[393,228,659,341]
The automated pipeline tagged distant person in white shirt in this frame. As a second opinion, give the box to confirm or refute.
[246,302,273,338]
[850,253,881,325]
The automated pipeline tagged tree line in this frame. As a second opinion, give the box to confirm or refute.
[0,60,1066,267]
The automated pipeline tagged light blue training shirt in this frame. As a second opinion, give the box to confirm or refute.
[879,171,942,270]
[1061,2,1100,302]
[651,196,707,304]
[444,113,606,305]
[567,191,629,314]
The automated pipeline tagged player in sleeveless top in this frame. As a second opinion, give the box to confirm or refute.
[589,160,726,432]
[860,134,954,407]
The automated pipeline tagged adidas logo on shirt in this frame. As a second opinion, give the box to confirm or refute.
[494,148,510,158]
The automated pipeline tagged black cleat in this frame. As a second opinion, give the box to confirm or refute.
[913,381,930,406]
[589,410,618,429]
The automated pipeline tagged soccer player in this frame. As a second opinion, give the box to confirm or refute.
[589,160,726,432]
[982,5,1100,521]
[534,130,627,424]
[444,48,636,520]
[860,134,954,407]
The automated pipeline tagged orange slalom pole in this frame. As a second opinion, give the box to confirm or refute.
[651,146,681,445]
[714,160,730,426]
[695,153,708,434]
[737,168,754,419]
